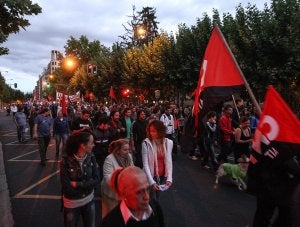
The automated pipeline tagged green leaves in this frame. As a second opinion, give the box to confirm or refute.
[0,0,42,55]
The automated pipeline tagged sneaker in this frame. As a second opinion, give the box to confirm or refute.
[202,165,210,169]
[189,155,198,160]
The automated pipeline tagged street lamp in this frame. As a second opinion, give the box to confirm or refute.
[66,58,74,68]
[136,25,146,38]
[135,24,148,46]
[63,56,77,71]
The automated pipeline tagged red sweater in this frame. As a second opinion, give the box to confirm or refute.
[219,114,234,142]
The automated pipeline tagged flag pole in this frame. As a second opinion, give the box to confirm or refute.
[231,94,240,119]
[214,23,261,116]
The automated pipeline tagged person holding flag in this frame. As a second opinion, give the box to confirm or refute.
[247,86,300,227]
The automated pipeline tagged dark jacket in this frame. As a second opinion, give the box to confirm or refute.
[131,119,148,145]
[60,154,100,200]
[108,120,124,141]
[92,127,113,155]
[100,199,165,227]
[53,117,70,135]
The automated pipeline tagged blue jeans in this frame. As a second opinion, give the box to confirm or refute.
[64,200,95,227]
[55,133,68,155]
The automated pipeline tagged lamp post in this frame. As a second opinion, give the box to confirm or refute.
[135,24,148,46]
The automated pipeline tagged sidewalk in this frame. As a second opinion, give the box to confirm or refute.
[0,141,14,226]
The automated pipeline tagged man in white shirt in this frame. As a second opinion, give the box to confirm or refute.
[160,106,177,155]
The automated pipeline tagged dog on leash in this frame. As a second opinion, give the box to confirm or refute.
[215,155,249,190]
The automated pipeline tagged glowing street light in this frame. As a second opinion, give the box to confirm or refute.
[136,26,146,38]
[66,58,75,68]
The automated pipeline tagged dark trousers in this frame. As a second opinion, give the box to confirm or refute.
[253,185,300,227]
[218,140,232,163]
[29,122,34,139]
[17,125,25,142]
[134,143,143,169]
[37,136,50,163]
[150,176,166,201]
[202,142,218,170]
[94,151,108,181]
[64,200,95,227]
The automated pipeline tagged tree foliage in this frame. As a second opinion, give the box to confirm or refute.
[49,1,299,111]
[0,0,41,55]
[120,6,159,48]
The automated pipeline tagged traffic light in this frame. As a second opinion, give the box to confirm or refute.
[92,65,97,75]
[14,83,17,88]
[87,64,93,75]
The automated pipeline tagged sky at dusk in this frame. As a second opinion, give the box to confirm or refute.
[0,0,270,93]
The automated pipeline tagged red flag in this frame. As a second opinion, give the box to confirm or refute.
[109,86,116,100]
[251,86,300,164]
[84,90,89,99]
[193,25,245,131]
[61,93,67,116]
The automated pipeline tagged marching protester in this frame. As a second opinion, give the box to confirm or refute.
[92,117,113,179]
[120,107,133,140]
[101,138,134,218]
[33,107,52,166]
[60,131,100,227]
[6,104,11,116]
[131,109,148,168]
[14,106,27,143]
[11,103,18,117]
[101,166,165,227]
[233,116,252,163]
[142,120,173,201]
[231,98,244,128]
[201,111,219,171]
[160,106,175,148]
[71,109,93,134]
[249,107,259,134]
[28,105,39,139]
[53,110,70,156]
[108,109,125,141]
[217,104,236,163]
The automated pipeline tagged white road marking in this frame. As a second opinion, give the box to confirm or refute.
[14,170,60,198]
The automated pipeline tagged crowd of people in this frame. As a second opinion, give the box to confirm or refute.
[6,97,300,226]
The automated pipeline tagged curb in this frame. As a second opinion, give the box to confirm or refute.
[0,142,14,227]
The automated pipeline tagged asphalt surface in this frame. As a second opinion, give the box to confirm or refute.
[0,111,256,227]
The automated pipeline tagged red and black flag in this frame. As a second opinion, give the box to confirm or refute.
[251,85,300,164]
[193,24,245,130]
[247,86,300,198]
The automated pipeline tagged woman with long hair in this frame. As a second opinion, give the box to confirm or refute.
[101,138,133,218]
[142,120,173,200]
[234,116,253,163]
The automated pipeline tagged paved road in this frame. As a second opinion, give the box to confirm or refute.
[0,111,256,227]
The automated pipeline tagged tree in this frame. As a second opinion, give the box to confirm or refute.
[0,0,42,55]
[222,0,300,110]
[120,6,159,48]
